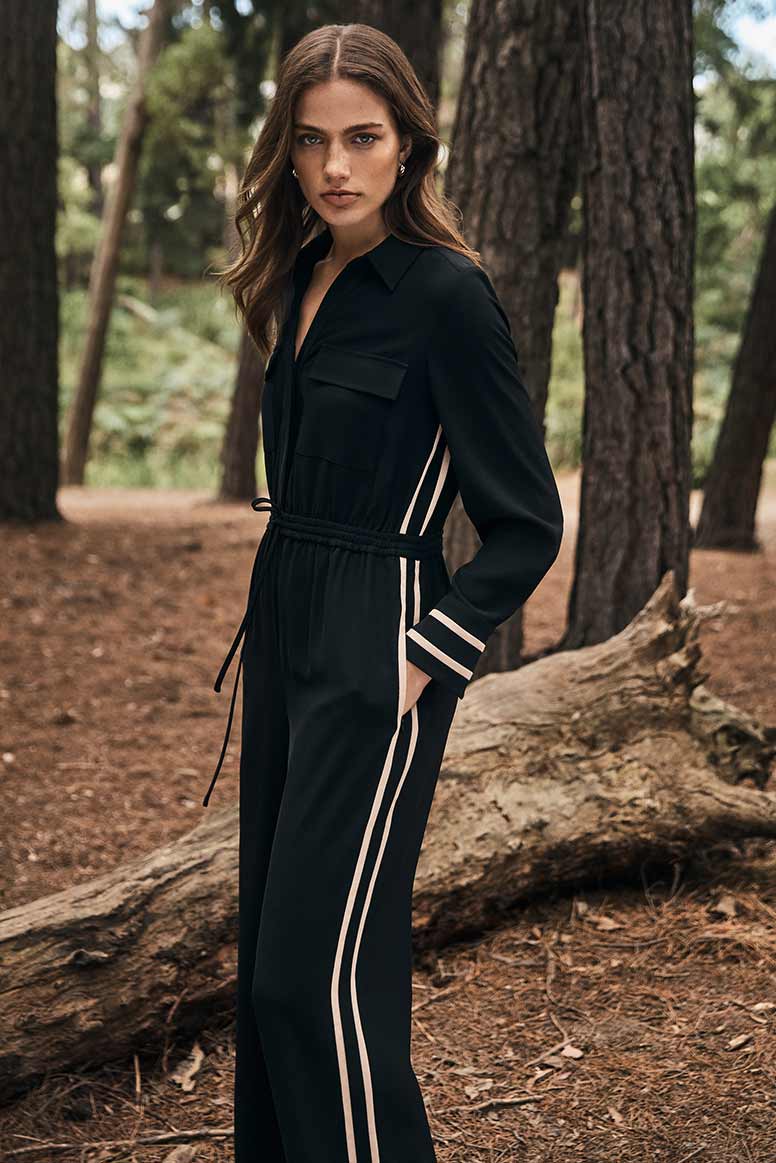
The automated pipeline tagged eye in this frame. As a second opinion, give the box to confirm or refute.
[297,133,321,146]
[353,133,377,145]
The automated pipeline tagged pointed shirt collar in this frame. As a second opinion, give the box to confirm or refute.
[294,223,423,292]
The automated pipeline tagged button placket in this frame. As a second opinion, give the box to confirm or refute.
[278,262,369,498]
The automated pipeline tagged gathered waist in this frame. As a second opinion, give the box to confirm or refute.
[260,501,443,560]
[201,496,443,809]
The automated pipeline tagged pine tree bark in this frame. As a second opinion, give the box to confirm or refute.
[216,72,261,502]
[62,0,169,486]
[85,0,104,216]
[219,328,264,500]
[353,0,443,110]
[442,0,582,680]
[694,200,776,550]
[562,0,695,648]
[0,0,60,522]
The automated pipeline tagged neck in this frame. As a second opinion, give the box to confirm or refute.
[322,218,391,266]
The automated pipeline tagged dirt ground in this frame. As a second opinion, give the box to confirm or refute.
[1,467,775,1162]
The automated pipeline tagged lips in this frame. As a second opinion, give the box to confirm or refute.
[322,192,360,203]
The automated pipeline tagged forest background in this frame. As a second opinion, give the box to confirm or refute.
[2,1,776,1161]
[49,0,776,493]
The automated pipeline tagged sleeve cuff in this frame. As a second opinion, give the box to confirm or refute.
[405,588,492,699]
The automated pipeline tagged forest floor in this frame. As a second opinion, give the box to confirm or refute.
[2,467,775,1162]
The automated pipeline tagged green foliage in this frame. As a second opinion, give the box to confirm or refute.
[59,279,267,490]
[136,21,234,280]
[206,0,276,129]
[544,277,584,472]
[56,155,102,277]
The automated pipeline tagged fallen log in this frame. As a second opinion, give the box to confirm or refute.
[412,574,776,946]
[1,572,774,1099]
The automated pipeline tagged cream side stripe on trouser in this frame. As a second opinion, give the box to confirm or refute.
[330,429,448,1161]
[350,555,421,1162]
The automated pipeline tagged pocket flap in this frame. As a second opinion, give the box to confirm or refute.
[308,344,407,400]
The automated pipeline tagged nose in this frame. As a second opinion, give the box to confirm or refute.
[323,147,350,182]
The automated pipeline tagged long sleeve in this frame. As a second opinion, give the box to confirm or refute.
[405,265,564,698]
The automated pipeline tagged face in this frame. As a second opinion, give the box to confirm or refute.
[290,77,411,233]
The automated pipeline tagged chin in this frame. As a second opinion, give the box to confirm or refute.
[318,200,367,219]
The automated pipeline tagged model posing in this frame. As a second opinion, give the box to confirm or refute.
[202,21,564,1163]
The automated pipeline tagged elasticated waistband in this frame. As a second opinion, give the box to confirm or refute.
[264,506,443,560]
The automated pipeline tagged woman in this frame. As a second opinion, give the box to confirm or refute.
[204,22,564,1163]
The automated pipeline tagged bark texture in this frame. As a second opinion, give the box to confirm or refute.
[442,0,582,680]
[85,0,104,216]
[0,0,60,522]
[353,0,444,110]
[2,574,775,1099]
[694,200,776,550]
[219,328,264,501]
[563,0,696,648]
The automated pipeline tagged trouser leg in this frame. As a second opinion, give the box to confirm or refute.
[234,560,289,1163]
[346,677,459,1163]
[250,550,458,1163]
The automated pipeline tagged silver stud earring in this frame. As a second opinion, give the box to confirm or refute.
[292,167,298,177]
[398,162,406,175]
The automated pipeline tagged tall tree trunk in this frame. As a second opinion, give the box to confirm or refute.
[85,0,103,216]
[694,200,776,550]
[442,0,582,681]
[278,3,343,65]
[0,0,60,522]
[216,11,267,502]
[61,0,169,486]
[561,0,695,649]
[216,72,262,502]
[353,0,443,110]
[219,328,264,500]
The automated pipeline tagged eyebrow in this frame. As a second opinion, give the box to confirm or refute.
[293,122,385,133]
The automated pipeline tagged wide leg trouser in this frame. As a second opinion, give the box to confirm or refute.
[232,514,459,1163]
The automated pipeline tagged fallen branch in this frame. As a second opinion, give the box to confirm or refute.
[5,1125,232,1159]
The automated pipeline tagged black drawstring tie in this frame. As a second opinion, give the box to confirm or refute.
[202,495,278,808]
[201,498,444,808]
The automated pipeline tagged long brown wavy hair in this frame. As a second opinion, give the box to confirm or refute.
[217,22,481,362]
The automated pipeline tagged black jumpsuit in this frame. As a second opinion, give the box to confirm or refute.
[202,224,564,1163]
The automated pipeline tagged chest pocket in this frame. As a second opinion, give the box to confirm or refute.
[296,344,408,473]
[260,346,280,454]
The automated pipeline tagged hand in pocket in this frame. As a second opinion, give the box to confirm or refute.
[402,658,433,716]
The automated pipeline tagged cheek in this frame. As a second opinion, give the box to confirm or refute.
[364,148,400,187]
